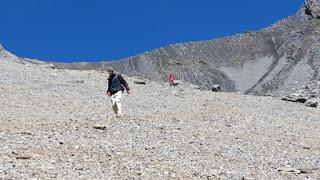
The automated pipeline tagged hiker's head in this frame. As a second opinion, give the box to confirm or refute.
[107,67,115,75]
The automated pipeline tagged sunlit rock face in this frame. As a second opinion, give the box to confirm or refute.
[305,0,320,18]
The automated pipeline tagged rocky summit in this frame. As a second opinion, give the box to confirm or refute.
[306,0,320,18]
[1,0,320,179]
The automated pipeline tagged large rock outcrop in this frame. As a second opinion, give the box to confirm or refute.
[3,0,319,98]
[305,0,320,18]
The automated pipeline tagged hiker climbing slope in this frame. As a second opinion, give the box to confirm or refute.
[169,74,175,86]
[106,68,130,118]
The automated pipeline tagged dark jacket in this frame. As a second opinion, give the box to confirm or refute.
[107,73,130,94]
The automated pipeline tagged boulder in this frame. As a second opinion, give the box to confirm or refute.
[133,78,148,85]
[305,99,318,108]
[277,167,317,174]
[211,84,221,92]
[172,80,181,86]
[277,167,301,174]
[305,0,320,18]
[134,81,147,85]
[281,94,308,103]
[16,155,31,160]
[299,168,315,174]
[46,64,59,69]
[93,125,107,130]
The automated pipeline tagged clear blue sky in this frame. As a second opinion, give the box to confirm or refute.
[0,0,303,62]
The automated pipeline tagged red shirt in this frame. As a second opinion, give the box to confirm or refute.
[169,75,175,81]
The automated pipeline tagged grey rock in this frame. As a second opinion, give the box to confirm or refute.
[277,167,316,174]
[305,0,320,18]
[277,167,301,174]
[15,156,31,160]
[11,151,18,155]
[305,99,319,107]
[212,84,221,92]
[281,95,308,103]
[133,79,148,85]
[93,125,107,130]
[299,168,315,174]
[75,80,85,83]
[67,80,85,84]
[46,64,59,69]
[172,80,182,86]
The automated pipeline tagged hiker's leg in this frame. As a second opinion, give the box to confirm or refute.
[113,91,123,116]
[116,102,122,116]
[111,95,118,114]
[112,103,118,114]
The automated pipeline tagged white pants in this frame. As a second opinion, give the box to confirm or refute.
[111,91,123,115]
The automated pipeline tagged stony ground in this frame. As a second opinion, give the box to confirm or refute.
[1,57,320,179]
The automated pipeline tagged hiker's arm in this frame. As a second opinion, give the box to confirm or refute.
[107,80,111,95]
[119,75,130,91]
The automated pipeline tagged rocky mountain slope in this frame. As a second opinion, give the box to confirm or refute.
[1,1,320,178]
[0,44,16,60]
[53,0,320,100]
[1,51,320,179]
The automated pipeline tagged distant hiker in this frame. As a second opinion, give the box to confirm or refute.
[107,68,130,118]
[169,74,175,86]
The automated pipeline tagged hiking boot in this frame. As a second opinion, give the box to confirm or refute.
[116,114,124,118]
